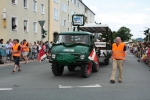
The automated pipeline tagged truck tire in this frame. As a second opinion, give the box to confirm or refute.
[68,66,76,71]
[105,58,110,65]
[52,63,64,76]
[92,61,100,72]
[81,62,92,78]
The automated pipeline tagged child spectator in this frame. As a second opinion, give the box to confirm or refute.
[5,41,11,63]
[32,42,38,61]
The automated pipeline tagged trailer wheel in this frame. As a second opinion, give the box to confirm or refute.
[81,62,92,78]
[104,58,110,65]
[52,63,64,76]
[92,61,100,72]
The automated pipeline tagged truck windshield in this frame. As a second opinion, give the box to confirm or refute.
[56,35,89,44]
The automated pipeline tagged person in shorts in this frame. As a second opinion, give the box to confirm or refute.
[11,39,21,73]
[22,39,29,64]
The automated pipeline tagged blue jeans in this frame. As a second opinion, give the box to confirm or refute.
[32,52,37,59]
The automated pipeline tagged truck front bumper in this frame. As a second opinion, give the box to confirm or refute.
[49,60,88,66]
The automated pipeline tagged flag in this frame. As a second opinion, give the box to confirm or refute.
[38,49,46,61]
[88,49,99,64]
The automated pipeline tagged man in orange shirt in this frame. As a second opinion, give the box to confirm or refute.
[11,39,21,73]
[22,39,29,64]
[110,37,127,83]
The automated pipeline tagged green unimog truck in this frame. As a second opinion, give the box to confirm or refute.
[49,14,112,78]
[49,31,100,78]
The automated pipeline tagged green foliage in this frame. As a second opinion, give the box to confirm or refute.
[99,26,133,42]
[115,26,133,42]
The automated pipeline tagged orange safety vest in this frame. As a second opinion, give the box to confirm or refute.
[12,44,21,57]
[23,42,29,52]
[112,43,125,60]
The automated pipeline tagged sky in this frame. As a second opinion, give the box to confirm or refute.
[82,0,150,39]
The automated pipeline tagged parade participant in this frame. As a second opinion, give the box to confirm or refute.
[11,39,21,73]
[110,37,127,83]
[22,39,29,64]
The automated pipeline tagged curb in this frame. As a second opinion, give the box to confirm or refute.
[0,60,35,67]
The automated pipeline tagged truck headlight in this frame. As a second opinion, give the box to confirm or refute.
[52,54,56,59]
[80,55,85,60]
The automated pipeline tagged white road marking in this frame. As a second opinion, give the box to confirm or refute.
[59,84,101,88]
[0,88,13,91]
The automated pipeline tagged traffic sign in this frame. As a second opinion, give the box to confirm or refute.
[38,20,45,27]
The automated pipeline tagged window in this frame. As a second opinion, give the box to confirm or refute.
[64,20,66,26]
[77,2,79,7]
[68,28,69,31]
[33,22,37,33]
[74,0,76,5]
[41,4,44,14]
[24,0,28,8]
[62,19,66,26]
[33,0,37,12]
[12,17,17,31]
[85,17,88,23]
[72,0,74,4]
[57,35,89,44]
[62,4,66,12]
[24,20,28,32]
[68,14,69,20]
[54,0,58,3]
[71,10,74,15]
[68,1,69,7]
[11,0,17,4]
[54,8,58,20]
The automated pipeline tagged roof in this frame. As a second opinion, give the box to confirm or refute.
[78,23,112,33]
[79,0,95,15]
[59,31,92,35]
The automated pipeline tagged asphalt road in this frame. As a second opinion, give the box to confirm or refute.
[0,50,150,100]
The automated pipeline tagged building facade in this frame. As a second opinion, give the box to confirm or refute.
[49,0,95,41]
[0,0,48,43]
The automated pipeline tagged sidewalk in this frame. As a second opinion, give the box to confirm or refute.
[0,60,34,67]
[0,58,49,67]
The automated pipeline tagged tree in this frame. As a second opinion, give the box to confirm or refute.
[98,26,133,43]
[116,26,133,42]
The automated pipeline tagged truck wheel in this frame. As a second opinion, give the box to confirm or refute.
[81,62,92,78]
[92,61,100,72]
[105,58,110,65]
[68,66,76,71]
[52,63,64,76]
